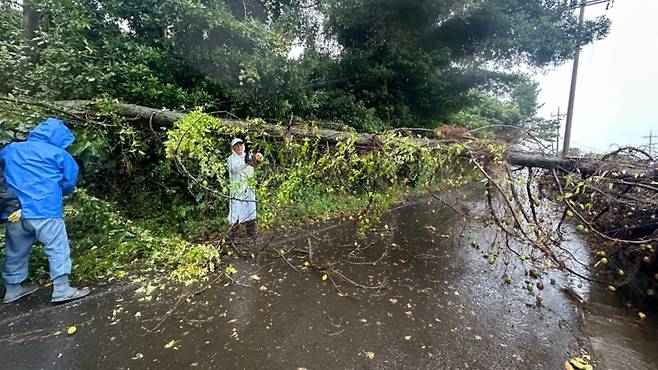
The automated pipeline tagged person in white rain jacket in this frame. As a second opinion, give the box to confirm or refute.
[227,138,262,241]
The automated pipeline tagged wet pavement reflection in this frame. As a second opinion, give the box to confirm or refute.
[1,198,657,369]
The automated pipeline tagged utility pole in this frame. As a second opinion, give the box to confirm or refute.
[561,0,586,158]
[550,107,566,155]
[643,131,654,155]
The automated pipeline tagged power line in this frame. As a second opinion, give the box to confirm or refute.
[577,0,613,88]
[561,0,614,158]
[571,140,601,152]
[561,1,587,158]
[569,0,614,9]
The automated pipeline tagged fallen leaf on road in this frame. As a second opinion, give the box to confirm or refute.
[67,326,77,335]
[366,352,375,359]
[389,298,398,304]
[567,356,593,370]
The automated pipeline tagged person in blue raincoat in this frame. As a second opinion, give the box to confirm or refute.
[227,138,262,242]
[1,118,90,304]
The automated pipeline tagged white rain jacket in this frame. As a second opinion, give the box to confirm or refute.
[227,151,256,225]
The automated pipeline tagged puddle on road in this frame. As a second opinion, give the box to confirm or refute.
[1,198,656,369]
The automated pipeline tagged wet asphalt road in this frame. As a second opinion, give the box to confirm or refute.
[1,197,656,369]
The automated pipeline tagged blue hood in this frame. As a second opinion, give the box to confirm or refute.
[0,117,79,218]
[27,118,75,149]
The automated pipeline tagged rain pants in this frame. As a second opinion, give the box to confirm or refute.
[227,152,256,225]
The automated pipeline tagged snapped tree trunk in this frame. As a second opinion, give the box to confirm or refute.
[56,99,658,178]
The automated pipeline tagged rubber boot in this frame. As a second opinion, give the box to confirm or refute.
[245,220,257,242]
[229,223,244,244]
[51,275,90,304]
[2,282,38,304]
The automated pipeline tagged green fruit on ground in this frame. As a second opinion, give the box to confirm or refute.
[599,257,608,265]
[576,224,585,233]
[607,285,617,292]
[596,251,606,257]
[647,288,655,296]
[488,257,495,265]
[527,283,533,292]
[536,295,543,303]
[519,255,526,262]
[617,269,624,276]
[566,210,574,217]
[504,276,512,284]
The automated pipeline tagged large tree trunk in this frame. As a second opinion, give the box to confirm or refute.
[58,100,431,148]
[22,2,40,63]
[57,100,658,177]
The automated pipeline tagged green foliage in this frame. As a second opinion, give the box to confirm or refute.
[0,0,613,283]
[0,189,221,283]
[320,0,610,127]
[448,76,559,141]
[165,112,482,234]
[65,189,220,281]
[0,1,610,131]
[0,105,489,283]
[449,90,525,129]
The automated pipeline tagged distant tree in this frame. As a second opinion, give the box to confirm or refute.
[320,0,609,128]
[0,0,610,132]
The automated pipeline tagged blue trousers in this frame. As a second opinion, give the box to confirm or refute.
[2,218,72,284]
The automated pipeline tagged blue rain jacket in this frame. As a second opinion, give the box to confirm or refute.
[0,118,79,218]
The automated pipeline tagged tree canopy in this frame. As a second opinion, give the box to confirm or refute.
[0,0,609,131]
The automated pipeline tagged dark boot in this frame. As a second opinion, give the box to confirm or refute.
[245,220,257,241]
[229,223,243,243]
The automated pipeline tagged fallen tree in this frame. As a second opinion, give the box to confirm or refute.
[7,96,652,173]
[2,96,657,304]
[57,99,658,174]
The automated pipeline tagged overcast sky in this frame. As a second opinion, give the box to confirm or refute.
[536,0,658,153]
